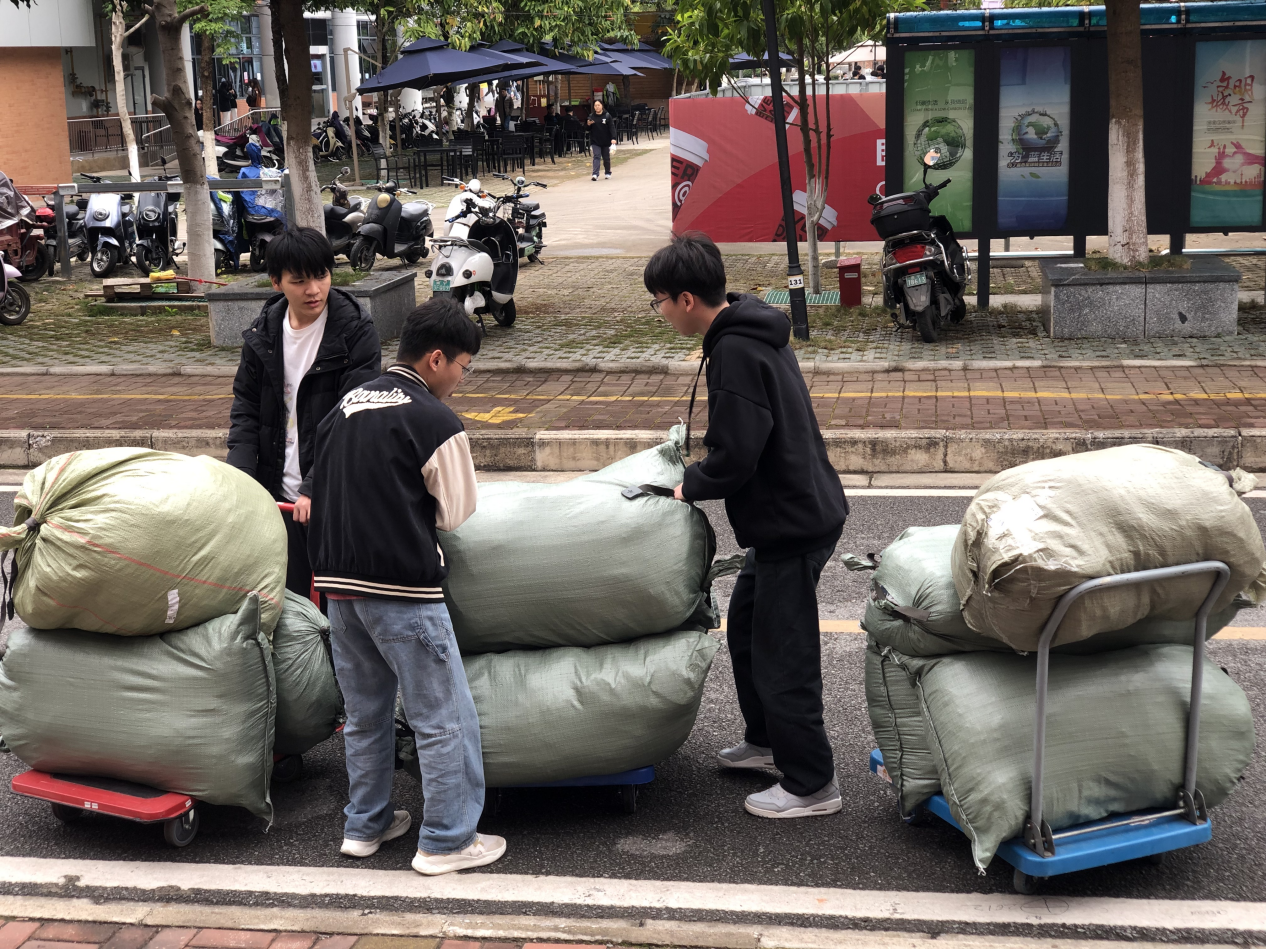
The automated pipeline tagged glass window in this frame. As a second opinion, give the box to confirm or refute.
[305,16,330,49]
[357,20,378,78]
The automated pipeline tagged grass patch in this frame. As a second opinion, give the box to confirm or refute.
[1083,252,1190,272]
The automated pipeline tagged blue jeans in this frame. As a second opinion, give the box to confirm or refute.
[327,598,484,855]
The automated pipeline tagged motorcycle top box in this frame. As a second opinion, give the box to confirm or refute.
[869,192,931,239]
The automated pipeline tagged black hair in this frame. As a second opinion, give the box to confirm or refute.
[643,232,727,308]
[396,296,482,363]
[266,227,336,281]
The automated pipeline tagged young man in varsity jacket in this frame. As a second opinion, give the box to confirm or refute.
[306,297,505,876]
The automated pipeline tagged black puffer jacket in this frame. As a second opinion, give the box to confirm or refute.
[227,287,381,499]
[682,293,848,560]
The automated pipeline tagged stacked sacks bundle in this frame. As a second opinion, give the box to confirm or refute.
[0,450,342,822]
[854,445,1263,871]
[398,427,733,788]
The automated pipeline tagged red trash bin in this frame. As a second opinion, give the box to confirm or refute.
[837,255,863,306]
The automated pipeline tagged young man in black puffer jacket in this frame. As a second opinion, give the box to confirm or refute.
[227,227,381,597]
[644,232,849,819]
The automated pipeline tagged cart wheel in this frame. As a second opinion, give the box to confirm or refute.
[619,784,638,814]
[272,754,304,784]
[1012,868,1039,895]
[163,809,199,847]
[50,802,84,823]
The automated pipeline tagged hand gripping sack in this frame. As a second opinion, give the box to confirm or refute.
[849,524,1246,657]
[441,427,738,653]
[272,591,343,756]
[397,629,720,787]
[0,595,276,821]
[910,645,1255,870]
[0,449,288,635]
[951,445,1266,651]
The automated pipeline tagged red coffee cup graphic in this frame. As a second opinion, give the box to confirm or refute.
[670,129,710,222]
[772,191,838,241]
[745,94,800,127]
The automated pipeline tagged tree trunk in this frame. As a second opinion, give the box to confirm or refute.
[273,0,324,229]
[794,40,821,294]
[110,8,143,182]
[376,10,390,156]
[146,0,213,281]
[199,31,219,182]
[1106,0,1148,265]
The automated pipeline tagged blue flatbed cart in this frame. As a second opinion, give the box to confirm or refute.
[869,560,1229,894]
[486,765,656,816]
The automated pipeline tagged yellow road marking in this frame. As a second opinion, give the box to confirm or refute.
[459,406,532,424]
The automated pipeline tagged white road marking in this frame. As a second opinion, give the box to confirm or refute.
[0,857,1260,933]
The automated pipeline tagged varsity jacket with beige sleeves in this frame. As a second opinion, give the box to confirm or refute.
[307,363,477,600]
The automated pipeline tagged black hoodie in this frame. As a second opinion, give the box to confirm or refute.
[682,293,847,560]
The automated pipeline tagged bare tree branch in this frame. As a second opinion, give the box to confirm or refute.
[124,13,150,37]
[173,3,209,27]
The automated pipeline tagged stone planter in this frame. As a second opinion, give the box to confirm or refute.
[205,270,416,347]
[1040,256,1240,338]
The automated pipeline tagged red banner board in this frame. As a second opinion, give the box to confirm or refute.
[669,92,886,242]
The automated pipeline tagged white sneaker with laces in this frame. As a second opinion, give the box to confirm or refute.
[716,741,775,770]
[340,809,411,857]
[744,777,842,818]
[412,833,507,875]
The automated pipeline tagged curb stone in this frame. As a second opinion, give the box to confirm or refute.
[1,428,1261,472]
[4,358,1266,376]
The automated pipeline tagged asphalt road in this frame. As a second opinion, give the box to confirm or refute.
[0,489,1263,932]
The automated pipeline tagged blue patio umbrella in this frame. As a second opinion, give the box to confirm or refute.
[357,41,521,92]
[728,50,795,70]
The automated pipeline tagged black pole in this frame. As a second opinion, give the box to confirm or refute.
[55,189,71,280]
[760,0,809,340]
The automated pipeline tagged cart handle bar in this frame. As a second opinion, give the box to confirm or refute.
[1027,560,1231,858]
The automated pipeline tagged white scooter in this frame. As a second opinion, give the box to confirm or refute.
[1,253,31,325]
[426,177,520,329]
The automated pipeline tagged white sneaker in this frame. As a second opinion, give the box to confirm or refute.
[717,741,776,770]
[591,174,598,181]
[412,833,507,875]
[341,809,411,857]
[605,173,612,179]
[745,778,842,819]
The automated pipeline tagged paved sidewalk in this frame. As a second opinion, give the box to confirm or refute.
[3,364,1266,433]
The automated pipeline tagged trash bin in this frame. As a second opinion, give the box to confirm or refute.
[837,256,862,306]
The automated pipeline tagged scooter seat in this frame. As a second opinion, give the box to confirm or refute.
[325,205,353,222]
[400,202,430,223]
[463,238,490,256]
[516,200,539,212]
[64,207,81,221]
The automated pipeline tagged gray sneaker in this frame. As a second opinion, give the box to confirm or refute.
[745,777,841,818]
[717,741,775,770]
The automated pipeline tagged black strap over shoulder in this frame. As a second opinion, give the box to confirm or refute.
[684,357,707,456]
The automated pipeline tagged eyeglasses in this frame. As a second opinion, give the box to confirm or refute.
[448,355,474,377]
[650,296,671,314]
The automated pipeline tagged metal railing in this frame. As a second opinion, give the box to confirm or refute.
[213,108,281,137]
[68,113,175,166]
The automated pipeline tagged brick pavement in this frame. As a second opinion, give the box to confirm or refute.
[0,922,569,949]
[3,365,1266,433]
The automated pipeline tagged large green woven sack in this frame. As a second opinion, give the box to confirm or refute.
[398,629,720,787]
[864,639,940,816]
[272,591,342,756]
[0,449,288,636]
[0,595,276,821]
[441,427,736,653]
[849,525,1244,657]
[908,644,1255,870]
[951,445,1266,651]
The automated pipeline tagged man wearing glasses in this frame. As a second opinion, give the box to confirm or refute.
[644,232,849,820]
[306,296,507,875]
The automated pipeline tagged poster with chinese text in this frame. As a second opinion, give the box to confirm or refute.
[1191,40,1266,227]
[904,49,974,232]
[997,46,1071,231]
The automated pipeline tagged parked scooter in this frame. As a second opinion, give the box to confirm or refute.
[209,187,239,273]
[216,125,278,175]
[134,157,184,274]
[490,173,548,263]
[425,176,519,329]
[81,173,138,278]
[1,252,30,325]
[867,147,970,343]
[349,181,433,272]
[38,194,91,272]
[321,167,368,259]
[313,113,349,163]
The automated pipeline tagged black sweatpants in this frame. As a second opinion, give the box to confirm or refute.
[284,508,315,601]
[726,542,837,797]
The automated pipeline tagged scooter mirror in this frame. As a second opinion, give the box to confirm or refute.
[922,148,942,168]
[867,193,882,206]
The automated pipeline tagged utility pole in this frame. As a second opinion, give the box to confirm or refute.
[343,47,361,185]
[760,0,809,340]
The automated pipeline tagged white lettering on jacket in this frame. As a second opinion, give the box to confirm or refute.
[339,386,413,417]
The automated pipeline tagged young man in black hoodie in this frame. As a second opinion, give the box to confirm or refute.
[307,297,506,875]
[645,233,849,818]
[227,227,381,598]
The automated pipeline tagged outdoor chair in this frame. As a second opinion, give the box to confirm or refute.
[500,134,527,174]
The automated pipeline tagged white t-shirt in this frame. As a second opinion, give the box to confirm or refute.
[281,306,328,501]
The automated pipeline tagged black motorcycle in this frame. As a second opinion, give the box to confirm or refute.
[134,158,183,274]
[868,147,970,343]
[491,173,548,264]
[349,181,433,272]
[321,167,368,260]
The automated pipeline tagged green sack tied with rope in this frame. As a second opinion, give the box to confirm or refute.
[272,591,342,757]
[1,449,287,636]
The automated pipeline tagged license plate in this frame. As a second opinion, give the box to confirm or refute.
[433,279,451,292]
[904,271,928,288]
